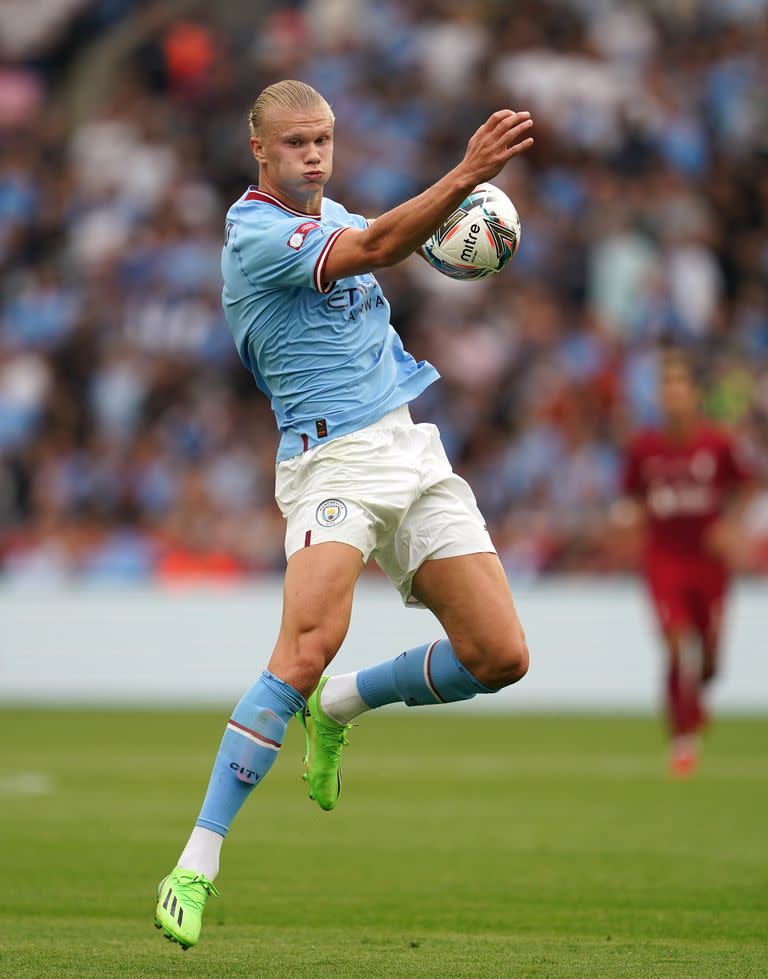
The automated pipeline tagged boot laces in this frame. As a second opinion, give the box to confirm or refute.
[172,872,220,912]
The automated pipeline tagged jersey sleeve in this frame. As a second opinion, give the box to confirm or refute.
[228,206,351,294]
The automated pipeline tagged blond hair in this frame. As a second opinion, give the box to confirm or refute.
[248,80,333,137]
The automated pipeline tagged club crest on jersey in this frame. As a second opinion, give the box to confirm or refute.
[316,499,347,527]
[287,222,319,250]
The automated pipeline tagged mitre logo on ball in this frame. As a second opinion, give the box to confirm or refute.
[422,182,521,280]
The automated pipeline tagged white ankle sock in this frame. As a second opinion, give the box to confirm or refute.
[320,672,370,725]
[178,826,223,881]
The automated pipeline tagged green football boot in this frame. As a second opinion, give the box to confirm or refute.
[154,867,220,950]
[297,676,352,811]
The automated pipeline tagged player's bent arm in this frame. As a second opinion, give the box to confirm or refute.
[323,170,472,281]
[607,495,647,565]
[705,483,760,563]
[323,109,534,283]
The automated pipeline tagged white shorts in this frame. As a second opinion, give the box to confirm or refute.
[274,405,496,607]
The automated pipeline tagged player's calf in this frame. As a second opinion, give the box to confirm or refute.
[352,638,511,710]
[270,635,330,698]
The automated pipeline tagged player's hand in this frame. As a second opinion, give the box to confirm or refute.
[607,497,646,566]
[459,110,534,185]
[609,497,645,533]
[704,518,747,567]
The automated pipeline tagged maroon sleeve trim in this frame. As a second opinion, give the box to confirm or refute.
[313,227,350,294]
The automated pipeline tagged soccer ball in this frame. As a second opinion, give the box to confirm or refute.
[421,182,521,280]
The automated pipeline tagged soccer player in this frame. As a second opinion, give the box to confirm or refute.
[153,80,535,949]
[619,350,755,778]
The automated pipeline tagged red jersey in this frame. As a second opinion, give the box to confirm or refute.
[623,424,752,559]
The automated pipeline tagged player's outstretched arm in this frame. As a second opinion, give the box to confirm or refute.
[323,109,533,284]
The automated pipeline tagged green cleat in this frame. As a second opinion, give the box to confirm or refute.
[153,867,220,950]
[297,676,352,811]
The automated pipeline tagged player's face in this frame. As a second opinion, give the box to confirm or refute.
[250,108,334,209]
[660,365,699,423]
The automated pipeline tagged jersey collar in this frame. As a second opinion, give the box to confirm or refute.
[244,186,322,220]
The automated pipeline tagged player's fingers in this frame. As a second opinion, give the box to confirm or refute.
[492,110,531,133]
[486,109,516,128]
[505,136,534,158]
[502,118,534,142]
[485,109,524,133]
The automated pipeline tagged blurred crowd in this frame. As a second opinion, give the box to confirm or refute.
[1,0,767,584]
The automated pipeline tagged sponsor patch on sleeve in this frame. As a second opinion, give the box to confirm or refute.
[287,222,320,250]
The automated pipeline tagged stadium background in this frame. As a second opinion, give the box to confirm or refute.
[1,0,767,584]
[2,4,768,977]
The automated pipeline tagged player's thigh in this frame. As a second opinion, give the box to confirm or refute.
[269,541,364,691]
[411,552,529,686]
[378,465,495,607]
[645,559,692,655]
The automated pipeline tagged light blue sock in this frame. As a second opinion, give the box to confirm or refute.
[356,639,496,708]
[196,670,305,837]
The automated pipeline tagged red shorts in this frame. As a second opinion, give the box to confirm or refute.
[644,552,729,647]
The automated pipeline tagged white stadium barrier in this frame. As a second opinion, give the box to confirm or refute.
[0,578,765,711]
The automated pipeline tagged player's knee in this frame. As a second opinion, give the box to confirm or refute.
[454,634,529,690]
[485,635,529,688]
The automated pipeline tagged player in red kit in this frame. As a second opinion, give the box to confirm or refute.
[619,351,755,777]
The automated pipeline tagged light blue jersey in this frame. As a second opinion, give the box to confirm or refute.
[221,187,439,461]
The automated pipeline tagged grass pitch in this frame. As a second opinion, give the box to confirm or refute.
[0,708,766,978]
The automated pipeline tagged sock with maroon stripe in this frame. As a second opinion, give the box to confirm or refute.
[323,640,496,724]
[187,671,305,874]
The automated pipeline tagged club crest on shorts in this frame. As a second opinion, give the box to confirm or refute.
[316,499,347,527]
